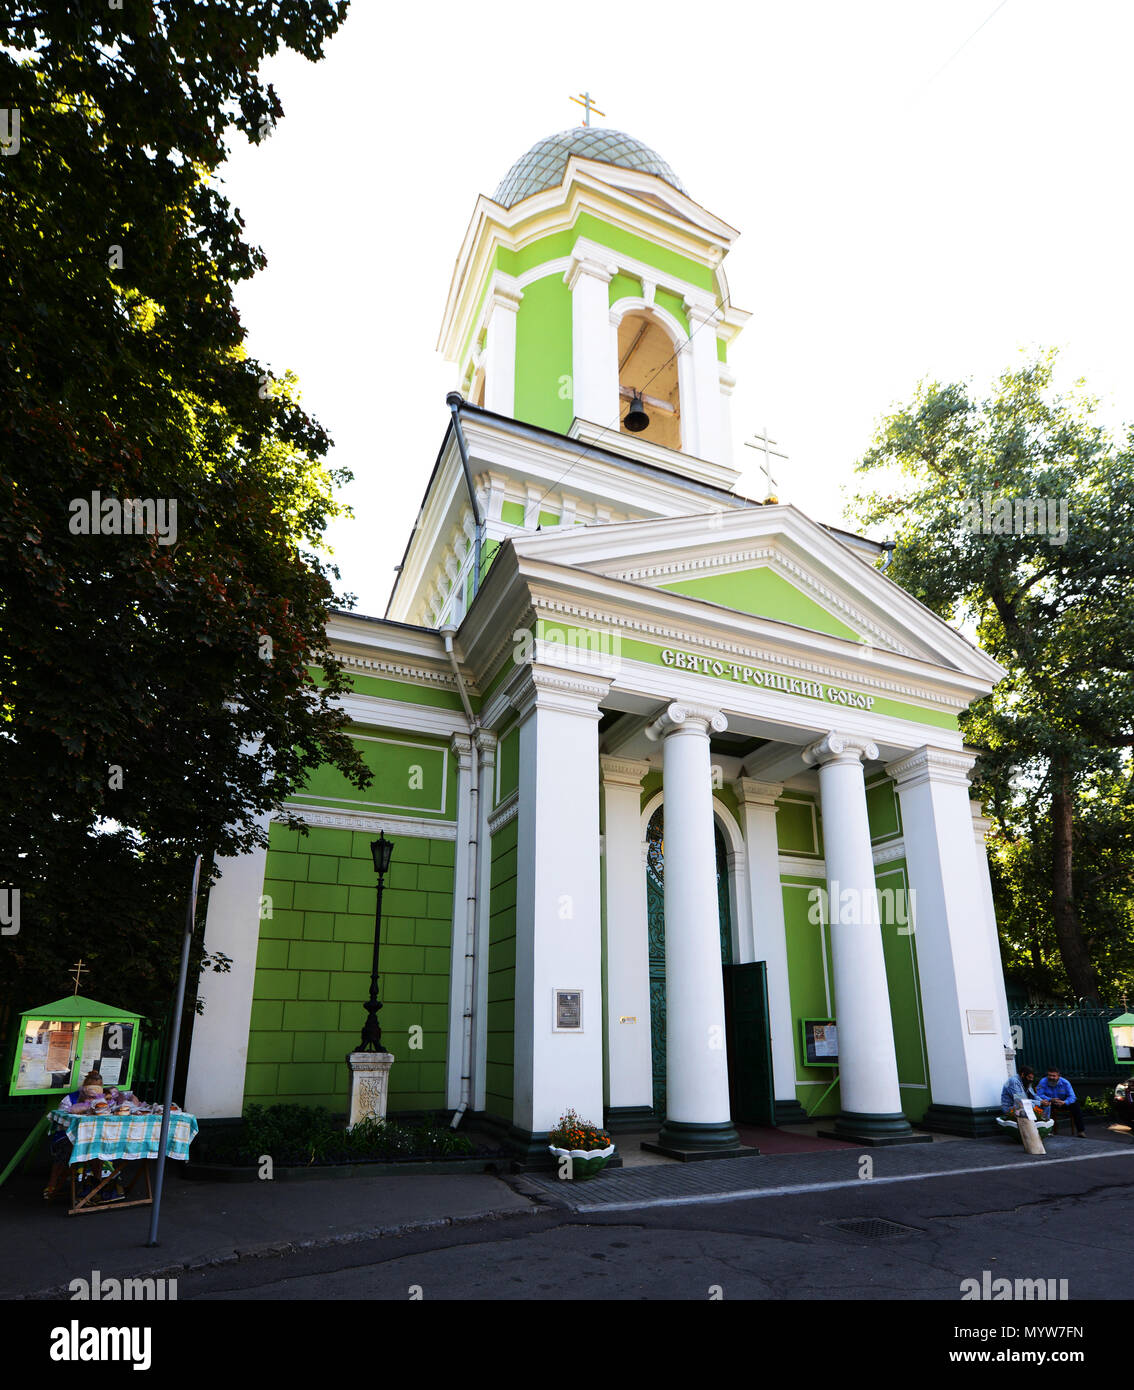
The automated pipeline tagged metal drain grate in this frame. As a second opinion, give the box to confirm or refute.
[823,1217,920,1240]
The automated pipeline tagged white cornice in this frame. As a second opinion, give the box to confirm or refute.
[526,592,973,713]
[283,804,458,841]
[779,855,826,878]
[487,791,519,835]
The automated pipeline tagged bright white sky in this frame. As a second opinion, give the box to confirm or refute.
[218,0,1133,618]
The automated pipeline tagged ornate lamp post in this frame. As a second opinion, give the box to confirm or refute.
[357,833,395,1053]
[346,834,396,1127]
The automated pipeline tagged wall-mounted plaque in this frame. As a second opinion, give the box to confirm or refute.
[554,989,583,1032]
[966,1009,997,1035]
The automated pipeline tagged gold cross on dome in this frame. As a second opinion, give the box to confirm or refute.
[70,959,87,995]
[570,92,606,127]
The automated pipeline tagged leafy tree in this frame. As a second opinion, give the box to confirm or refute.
[0,1,367,1023]
[849,352,1134,1002]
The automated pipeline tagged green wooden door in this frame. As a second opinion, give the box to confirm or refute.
[646,809,733,1118]
[723,961,775,1125]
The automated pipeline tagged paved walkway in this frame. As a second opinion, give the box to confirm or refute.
[519,1132,1134,1213]
[0,1169,535,1300]
[5,1124,1130,1299]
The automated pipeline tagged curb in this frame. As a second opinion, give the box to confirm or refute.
[10,1202,547,1301]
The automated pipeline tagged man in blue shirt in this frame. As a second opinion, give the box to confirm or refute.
[1036,1067,1086,1137]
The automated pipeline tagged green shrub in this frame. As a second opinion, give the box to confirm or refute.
[193,1105,476,1167]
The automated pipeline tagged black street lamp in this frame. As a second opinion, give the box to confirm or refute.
[357,833,395,1053]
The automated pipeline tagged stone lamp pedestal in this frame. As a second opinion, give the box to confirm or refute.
[347,1051,395,1129]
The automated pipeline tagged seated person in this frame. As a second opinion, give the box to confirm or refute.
[998,1067,1053,1131]
[1036,1067,1086,1137]
[58,1071,105,1113]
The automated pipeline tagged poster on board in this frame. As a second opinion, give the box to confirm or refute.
[802,1018,839,1067]
[14,1019,79,1093]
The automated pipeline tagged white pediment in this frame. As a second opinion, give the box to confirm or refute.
[509,504,1005,683]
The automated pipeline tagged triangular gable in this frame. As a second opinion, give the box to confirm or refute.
[657,565,862,642]
[506,505,1007,683]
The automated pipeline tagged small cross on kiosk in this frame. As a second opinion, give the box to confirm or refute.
[570,91,606,127]
[69,959,87,995]
[744,425,788,502]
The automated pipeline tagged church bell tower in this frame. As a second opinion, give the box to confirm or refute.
[437,122,751,477]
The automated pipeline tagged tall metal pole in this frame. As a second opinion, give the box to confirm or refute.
[359,868,389,1053]
[145,853,202,1247]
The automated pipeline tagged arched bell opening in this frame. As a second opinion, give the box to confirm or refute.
[617,311,681,450]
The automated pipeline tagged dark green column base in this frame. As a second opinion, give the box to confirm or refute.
[819,1111,933,1146]
[642,1117,760,1161]
[920,1104,1004,1139]
[603,1105,657,1134]
[774,1098,813,1126]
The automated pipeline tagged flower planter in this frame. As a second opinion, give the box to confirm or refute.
[547,1142,616,1179]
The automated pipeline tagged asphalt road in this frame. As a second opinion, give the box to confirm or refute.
[174,1149,1132,1302]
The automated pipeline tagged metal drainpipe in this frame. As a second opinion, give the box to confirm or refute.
[441,626,479,1128]
[446,392,484,598]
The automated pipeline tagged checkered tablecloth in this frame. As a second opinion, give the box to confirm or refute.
[48,1109,198,1165]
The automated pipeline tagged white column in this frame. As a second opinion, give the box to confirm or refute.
[567,252,618,427]
[600,757,654,1125]
[470,732,496,1113]
[512,668,609,1143]
[972,800,1012,1052]
[684,300,723,465]
[718,362,736,470]
[185,812,271,1119]
[445,733,474,1110]
[483,281,521,417]
[645,702,740,1151]
[802,732,916,1141]
[886,748,1009,1134]
[736,777,805,1120]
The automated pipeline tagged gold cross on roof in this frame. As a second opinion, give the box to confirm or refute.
[70,959,87,995]
[570,91,606,127]
[744,425,789,500]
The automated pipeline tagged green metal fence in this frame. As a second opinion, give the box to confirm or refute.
[1010,1005,1128,1082]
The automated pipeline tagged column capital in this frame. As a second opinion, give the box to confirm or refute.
[886,745,976,790]
[449,731,474,768]
[970,798,994,840]
[734,777,783,808]
[683,297,719,328]
[644,701,727,741]
[509,664,610,721]
[474,728,498,764]
[802,730,878,767]
[565,252,616,292]
[488,283,523,316]
[599,756,651,788]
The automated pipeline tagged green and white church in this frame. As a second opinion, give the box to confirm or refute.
[185,124,1013,1158]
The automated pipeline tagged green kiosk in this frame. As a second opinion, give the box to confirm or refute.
[0,994,144,1189]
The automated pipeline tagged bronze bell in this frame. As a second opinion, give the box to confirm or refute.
[624,391,649,432]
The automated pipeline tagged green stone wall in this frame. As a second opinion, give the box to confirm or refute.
[513,273,573,434]
[778,778,928,1119]
[485,817,517,1120]
[247,822,455,1113]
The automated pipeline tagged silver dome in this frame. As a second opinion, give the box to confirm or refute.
[493,127,686,209]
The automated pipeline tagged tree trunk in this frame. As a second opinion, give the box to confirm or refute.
[1051,759,1100,1002]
